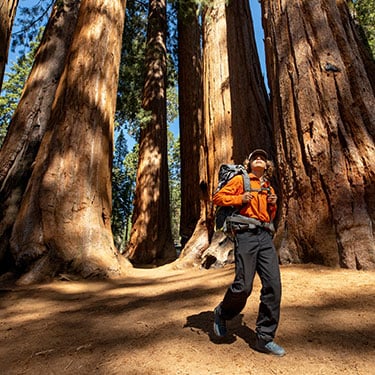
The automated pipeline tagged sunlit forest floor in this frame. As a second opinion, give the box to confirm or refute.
[1,263,374,374]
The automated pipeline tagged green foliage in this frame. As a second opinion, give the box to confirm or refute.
[168,131,181,242]
[1,0,50,147]
[123,144,139,184]
[170,0,216,15]
[116,0,179,140]
[167,86,179,124]
[114,143,140,250]
[116,0,149,139]
[351,0,375,58]
[111,130,137,251]
[0,37,40,147]
[114,0,181,244]
[112,129,181,247]
[11,1,53,55]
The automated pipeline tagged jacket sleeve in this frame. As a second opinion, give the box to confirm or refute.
[212,175,244,207]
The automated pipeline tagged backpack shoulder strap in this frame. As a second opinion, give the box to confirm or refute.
[241,172,251,192]
[242,173,269,193]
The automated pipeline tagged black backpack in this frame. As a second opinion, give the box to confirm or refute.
[213,164,251,233]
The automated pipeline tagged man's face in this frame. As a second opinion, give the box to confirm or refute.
[250,154,267,171]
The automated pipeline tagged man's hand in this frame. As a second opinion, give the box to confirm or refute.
[242,192,253,204]
[267,194,278,205]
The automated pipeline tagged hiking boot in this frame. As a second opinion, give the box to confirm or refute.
[255,338,285,356]
[213,306,227,337]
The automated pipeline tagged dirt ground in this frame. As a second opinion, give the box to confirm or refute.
[1,263,374,375]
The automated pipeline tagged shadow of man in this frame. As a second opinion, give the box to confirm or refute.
[184,310,257,349]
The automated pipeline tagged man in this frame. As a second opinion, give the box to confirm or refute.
[212,149,285,356]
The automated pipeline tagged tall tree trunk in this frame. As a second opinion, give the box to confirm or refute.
[0,0,19,90]
[177,0,272,268]
[125,0,175,265]
[262,0,375,269]
[10,0,130,284]
[204,0,272,198]
[225,0,273,155]
[0,0,80,272]
[174,0,208,269]
[177,0,202,248]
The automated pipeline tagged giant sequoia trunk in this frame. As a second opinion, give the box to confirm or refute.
[9,0,130,284]
[125,0,175,265]
[177,0,202,248]
[0,0,19,89]
[173,0,208,269]
[0,0,80,272]
[262,0,375,269]
[177,0,272,268]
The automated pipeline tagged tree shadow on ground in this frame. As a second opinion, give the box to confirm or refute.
[1,265,375,375]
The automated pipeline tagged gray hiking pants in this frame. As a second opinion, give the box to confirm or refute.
[218,228,282,341]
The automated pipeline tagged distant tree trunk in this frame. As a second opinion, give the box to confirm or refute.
[177,0,202,248]
[262,0,375,269]
[0,0,80,273]
[204,0,272,199]
[176,0,272,268]
[125,0,175,265]
[0,0,19,90]
[9,0,130,284]
[173,0,208,269]
[225,0,273,155]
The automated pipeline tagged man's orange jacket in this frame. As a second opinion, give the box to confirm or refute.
[213,173,276,223]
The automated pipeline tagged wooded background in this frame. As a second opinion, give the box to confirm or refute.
[0,0,374,284]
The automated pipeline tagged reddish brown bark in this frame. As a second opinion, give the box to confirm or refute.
[177,0,202,247]
[176,0,271,268]
[125,0,175,265]
[0,0,80,271]
[262,0,375,269]
[9,0,130,283]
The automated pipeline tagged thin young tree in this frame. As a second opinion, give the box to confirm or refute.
[262,0,375,269]
[112,129,132,251]
[0,0,80,272]
[9,0,130,284]
[125,0,175,265]
[0,0,19,90]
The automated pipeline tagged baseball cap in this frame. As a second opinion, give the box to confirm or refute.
[248,149,268,161]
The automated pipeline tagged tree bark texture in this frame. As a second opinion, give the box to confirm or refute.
[177,0,271,268]
[195,0,272,267]
[262,0,375,269]
[177,0,202,248]
[0,0,19,90]
[10,0,130,283]
[0,0,80,272]
[204,0,272,197]
[125,0,175,265]
[225,0,273,156]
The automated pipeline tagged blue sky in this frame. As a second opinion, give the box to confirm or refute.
[251,0,267,79]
